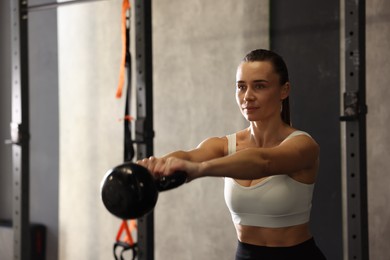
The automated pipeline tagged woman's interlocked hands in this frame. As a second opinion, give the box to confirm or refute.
[137,156,202,182]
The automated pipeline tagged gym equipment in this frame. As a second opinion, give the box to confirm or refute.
[101,162,187,219]
[114,220,138,260]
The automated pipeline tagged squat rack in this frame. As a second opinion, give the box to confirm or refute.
[340,0,369,259]
[8,0,154,259]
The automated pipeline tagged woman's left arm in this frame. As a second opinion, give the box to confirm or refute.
[162,135,319,181]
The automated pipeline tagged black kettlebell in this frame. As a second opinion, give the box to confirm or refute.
[101,162,187,219]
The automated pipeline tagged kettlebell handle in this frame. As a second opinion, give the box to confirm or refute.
[155,171,187,191]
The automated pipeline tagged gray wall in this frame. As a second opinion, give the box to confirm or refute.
[29,4,60,260]
[152,1,268,259]
[57,0,268,259]
[270,1,342,259]
[366,1,390,259]
[57,2,124,259]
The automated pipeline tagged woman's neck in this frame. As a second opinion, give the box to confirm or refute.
[248,118,291,147]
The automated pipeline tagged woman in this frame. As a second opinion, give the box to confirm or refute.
[138,49,326,259]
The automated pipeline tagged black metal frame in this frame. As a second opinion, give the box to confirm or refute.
[134,0,155,259]
[9,0,155,259]
[9,0,31,259]
[27,0,107,12]
[340,0,369,259]
[8,0,30,260]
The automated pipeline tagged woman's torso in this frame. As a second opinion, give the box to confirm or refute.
[224,128,318,247]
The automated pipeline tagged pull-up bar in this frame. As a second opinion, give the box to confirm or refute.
[27,0,109,12]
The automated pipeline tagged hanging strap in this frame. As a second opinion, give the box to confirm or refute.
[116,0,135,161]
[116,0,131,98]
[113,2,137,259]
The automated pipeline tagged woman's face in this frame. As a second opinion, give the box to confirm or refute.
[235,61,289,122]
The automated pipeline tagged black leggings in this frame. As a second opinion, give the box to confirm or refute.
[235,238,327,260]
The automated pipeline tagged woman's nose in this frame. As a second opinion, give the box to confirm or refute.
[243,89,255,101]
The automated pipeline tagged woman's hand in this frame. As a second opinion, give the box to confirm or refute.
[161,157,202,182]
[137,156,164,177]
[137,156,202,182]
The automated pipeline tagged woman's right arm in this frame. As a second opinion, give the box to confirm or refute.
[137,136,227,175]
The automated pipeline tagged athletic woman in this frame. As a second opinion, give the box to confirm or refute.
[138,49,326,260]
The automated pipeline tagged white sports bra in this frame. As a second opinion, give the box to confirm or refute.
[224,131,315,228]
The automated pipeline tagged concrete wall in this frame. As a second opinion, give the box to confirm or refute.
[270,1,342,258]
[152,1,268,259]
[29,3,60,259]
[366,1,390,259]
[58,0,268,259]
[57,2,124,260]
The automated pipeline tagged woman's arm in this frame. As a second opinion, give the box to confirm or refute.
[162,135,319,181]
[138,136,226,174]
[163,137,226,162]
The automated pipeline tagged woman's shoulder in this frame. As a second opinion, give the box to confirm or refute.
[193,136,228,160]
[285,129,312,139]
[233,128,251,141]
[198,136,227,147]
[281,129,319,150]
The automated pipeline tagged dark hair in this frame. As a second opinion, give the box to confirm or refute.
[242,49,291,125]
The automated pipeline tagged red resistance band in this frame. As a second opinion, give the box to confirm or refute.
[114,220,138,260]
[116,0,130,99]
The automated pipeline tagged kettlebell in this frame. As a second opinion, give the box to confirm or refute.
[101,162,187,219]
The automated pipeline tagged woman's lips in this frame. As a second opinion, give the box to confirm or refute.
[242,106,259,113]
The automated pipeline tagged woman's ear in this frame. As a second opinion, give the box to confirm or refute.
[280,82,290,100]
